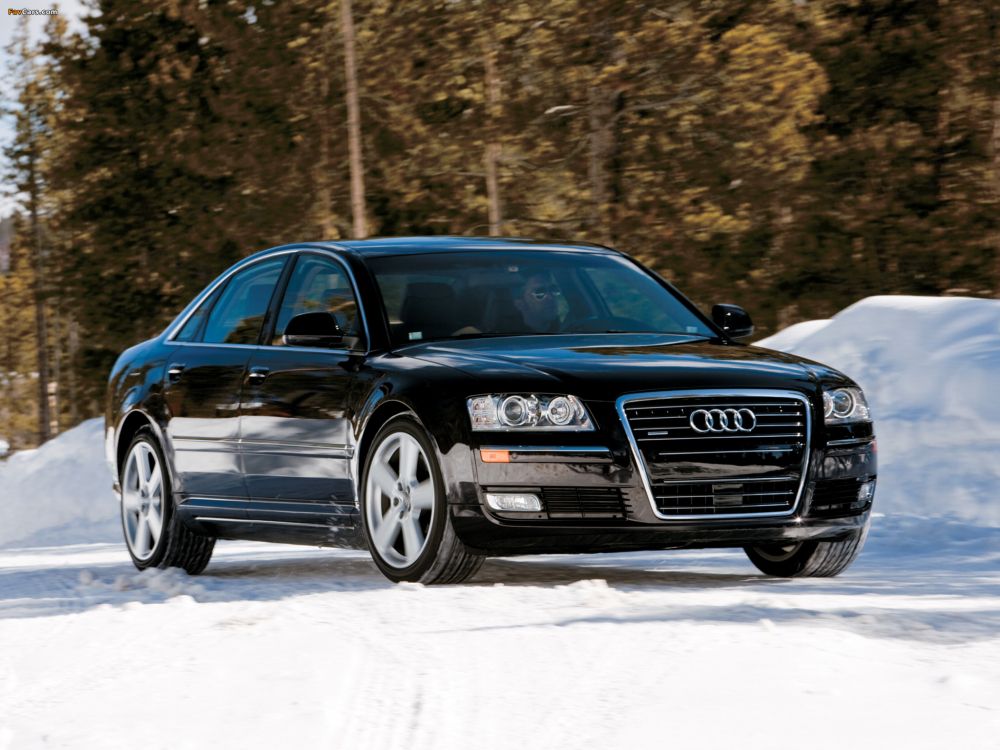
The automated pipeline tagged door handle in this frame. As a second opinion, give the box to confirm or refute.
[246,366,270,385]
[167,364,185,383]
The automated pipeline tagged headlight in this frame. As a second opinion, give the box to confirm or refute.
[822,387,871,424]
[467,394,594,431]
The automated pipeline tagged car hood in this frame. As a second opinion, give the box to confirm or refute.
[401,333,826,399]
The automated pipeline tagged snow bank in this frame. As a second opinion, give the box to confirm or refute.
[758,317,831,350]
[757,295,1000,525]
[0,419,117,548]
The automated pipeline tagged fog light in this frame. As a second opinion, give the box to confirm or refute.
[857,480,876,504]
[485,493,542,512]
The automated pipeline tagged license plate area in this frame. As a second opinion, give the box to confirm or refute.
[712,483,745,507]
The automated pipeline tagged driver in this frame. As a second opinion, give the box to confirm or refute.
[514,271,563,333]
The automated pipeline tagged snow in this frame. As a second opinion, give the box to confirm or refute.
[0,521,997,749]
[757,317,832,350]
[0,294,998,748]
[757,294,1000,525]
[0,419,118,548]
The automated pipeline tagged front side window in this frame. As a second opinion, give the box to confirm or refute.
[367,251,713,348]
[271,254,363,348]
[201,258,285,345]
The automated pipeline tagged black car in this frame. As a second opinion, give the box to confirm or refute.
[105,237,876,583]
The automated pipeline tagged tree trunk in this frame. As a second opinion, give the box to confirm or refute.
[586,15,625,247]
[587,84,619,246]
[68,317,79,426]
[992,92,1000,298]
[989,6,1000,298]
[28,152,50,445]
[316,9,336,239]
[2,274,12,444]
[51,304,61,434]
[341,0,368,238]
[483,31,503,236]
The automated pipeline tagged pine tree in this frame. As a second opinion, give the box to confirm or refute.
[4,28,59,443]
[45,0,323,403]
[0,223,41,451]
[5,0,996,426]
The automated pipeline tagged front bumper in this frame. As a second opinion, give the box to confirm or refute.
[449,436,876,556]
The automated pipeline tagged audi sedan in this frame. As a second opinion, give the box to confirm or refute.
[105,237,876,583]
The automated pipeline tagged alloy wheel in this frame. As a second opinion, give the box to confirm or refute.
[121,441,164,561]
[364,431,437,568]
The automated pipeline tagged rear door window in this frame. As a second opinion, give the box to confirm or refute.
[201,258,286,345]
[174,286,222,342]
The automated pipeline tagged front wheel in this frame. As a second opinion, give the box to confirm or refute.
[120,428,216,574]
[744,521,870,577]
[360,416,484,584]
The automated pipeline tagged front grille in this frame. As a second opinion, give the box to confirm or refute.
[811,478,865,517]
[619,391,810,519]
[539,487,626,519]
[654,477,799,516]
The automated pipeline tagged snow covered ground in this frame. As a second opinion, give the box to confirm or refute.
[0,295,998,748]
[1,518,998,749]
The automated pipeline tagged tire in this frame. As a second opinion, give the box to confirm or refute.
[120,427,216,574]
[743,520,870,577]
[360,416,484,584]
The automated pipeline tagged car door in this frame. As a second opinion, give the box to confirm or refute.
[162,256,287,517]
[240,251,366,527]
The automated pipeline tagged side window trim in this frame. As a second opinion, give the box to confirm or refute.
[165,246,370,353]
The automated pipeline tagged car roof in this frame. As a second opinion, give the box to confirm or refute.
[308,236,619,257]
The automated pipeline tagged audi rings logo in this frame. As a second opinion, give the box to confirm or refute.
[688,408,757,433]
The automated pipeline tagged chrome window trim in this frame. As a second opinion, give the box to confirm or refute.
[164,246,371,353]
[616,388,812,521]
[163,341,361,357]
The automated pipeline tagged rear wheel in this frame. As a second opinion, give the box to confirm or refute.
[744,521,869,577]
[360,416,484,584]
[120,428,215,574]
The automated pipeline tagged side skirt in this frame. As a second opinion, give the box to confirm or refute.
[176,497,366,549]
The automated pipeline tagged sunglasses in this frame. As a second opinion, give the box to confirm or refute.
[528,285,562,300]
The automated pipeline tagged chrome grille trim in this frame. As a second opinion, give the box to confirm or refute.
[616,389,813,521]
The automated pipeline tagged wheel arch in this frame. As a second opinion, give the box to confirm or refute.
[115,409,170,483]
[352,399,420,504]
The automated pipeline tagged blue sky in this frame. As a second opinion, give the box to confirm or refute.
[1,0,87,214]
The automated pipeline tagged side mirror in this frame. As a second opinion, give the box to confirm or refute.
[712,304,754,340]
[283,311,344,348]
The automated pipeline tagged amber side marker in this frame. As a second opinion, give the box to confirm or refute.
[480,449,510,463]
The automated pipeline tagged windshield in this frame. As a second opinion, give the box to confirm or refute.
[368,250,714,348]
